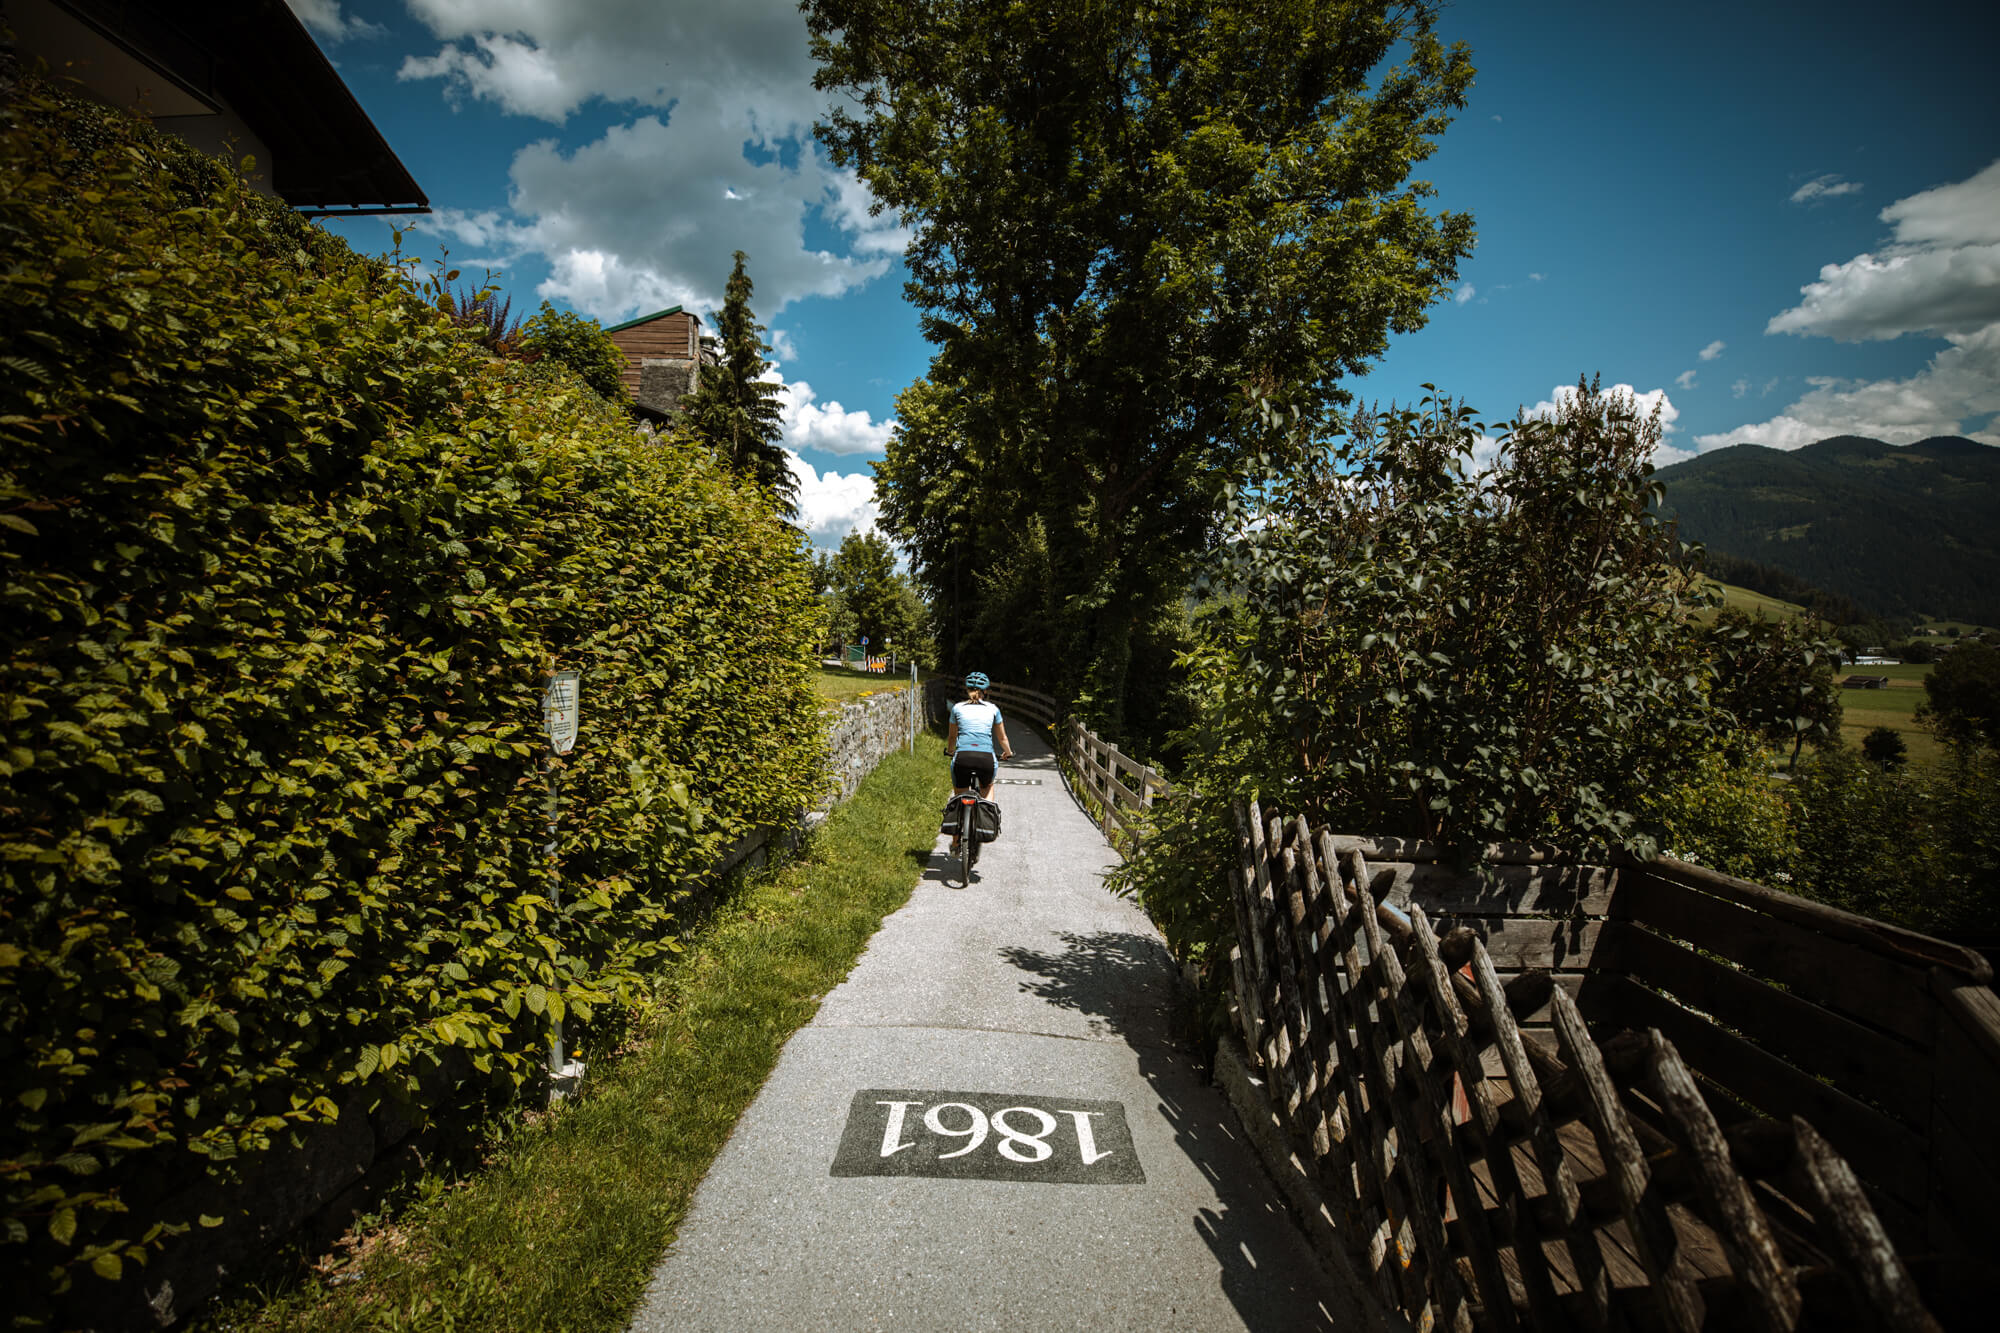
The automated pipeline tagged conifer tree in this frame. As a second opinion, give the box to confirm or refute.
[682,251,796,517]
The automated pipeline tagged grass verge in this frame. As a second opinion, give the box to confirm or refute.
[204,743,950,1332]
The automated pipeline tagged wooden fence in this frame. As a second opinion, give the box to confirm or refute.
[1063,718,1169,848]
[1228,799,2000,1331]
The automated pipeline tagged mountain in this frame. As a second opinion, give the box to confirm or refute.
[1654,435,2000,625]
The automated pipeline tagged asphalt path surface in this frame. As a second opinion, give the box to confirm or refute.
[629,725,1366,1331]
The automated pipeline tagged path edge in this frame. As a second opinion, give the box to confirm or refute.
[1211,1032,1411,1333]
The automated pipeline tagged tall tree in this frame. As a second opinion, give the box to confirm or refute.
[811,0,1475,732]
[681,251,795,516]
[829,530,928,656]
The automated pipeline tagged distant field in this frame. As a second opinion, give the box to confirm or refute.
[1701,580,1808,621]
[1836,664,1940,764]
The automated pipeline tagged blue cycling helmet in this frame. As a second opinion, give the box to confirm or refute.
[964,671,991,690]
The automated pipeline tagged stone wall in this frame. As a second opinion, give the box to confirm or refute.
[823,683,921,808]
[637,358,699,415]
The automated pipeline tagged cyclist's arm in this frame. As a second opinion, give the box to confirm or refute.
[995,719,1014,761]
[944,719,958,758]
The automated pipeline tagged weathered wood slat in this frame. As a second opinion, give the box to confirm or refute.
[1594,922,1933,1128]
[1335,843,1458,1328]
[1641,857,1991,986]
[1609,870,1940,1046]
[1409,905,1557,1328]
[1303,832,1405,1308]
[1550,987,1706,1332]
[1786,1118,1943,1333]
[1641,1031,1801,1332]
[1580,972,1930,1218]
[1215,806,1966,1331]
[1325,834,1578,866]
[1286,827,1368,1241]
[1359,888,1515,1330]
[1367,861,1619,918]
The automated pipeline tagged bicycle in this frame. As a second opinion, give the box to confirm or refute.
[946,788,983,886]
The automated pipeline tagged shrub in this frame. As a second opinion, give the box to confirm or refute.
[0,82,821,1312]
[518,300,629,404]
[1114,381,1720,953]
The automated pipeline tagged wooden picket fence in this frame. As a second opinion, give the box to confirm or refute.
[1227,798,1999,1331]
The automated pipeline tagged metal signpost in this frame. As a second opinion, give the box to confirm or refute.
[541,670,584,1101]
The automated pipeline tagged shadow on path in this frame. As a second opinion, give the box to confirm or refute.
[1002,931,1339,1330]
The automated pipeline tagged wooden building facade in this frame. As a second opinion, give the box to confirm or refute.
[605,305,710,412]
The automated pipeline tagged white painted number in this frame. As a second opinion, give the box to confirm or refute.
[924,1102,990,1159]
[1064,1109,1114,1164]
[876,1101,1116,1167]
[876,1100,920,1157]
[993,1106,1057,1162]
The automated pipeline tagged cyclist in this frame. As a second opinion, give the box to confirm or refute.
[945,671,1013,854]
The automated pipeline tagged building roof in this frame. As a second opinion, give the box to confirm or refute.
[604,305,699,334]
[24,0,428,214]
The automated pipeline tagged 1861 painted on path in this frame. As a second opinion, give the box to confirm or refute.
[830,1089,1145,1185]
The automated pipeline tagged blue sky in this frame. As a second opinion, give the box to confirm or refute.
[289,1,1999,548]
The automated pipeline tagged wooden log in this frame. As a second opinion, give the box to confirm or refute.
[1550,986,1705,1332]
[1787,1117,1943,1333]
[1642,1031,1801,1332]
[1594,922,1932,1127]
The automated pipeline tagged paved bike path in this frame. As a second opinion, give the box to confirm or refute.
[629,726,1373,1331]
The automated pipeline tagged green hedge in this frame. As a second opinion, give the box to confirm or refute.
[0,85,824,1311]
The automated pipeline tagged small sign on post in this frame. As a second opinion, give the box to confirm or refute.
[544,670,581,754]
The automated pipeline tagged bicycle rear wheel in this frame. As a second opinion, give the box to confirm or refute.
[958,800,978,885]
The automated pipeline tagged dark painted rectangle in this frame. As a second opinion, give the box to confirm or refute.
[830,1089,1145,1184]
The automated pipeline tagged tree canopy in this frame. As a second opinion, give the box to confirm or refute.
[808,0,1475,731]
[680,251,795,516]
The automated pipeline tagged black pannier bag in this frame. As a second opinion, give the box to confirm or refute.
[973,799,1003,842]
[941,794,974,834]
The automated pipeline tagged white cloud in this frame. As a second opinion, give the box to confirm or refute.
[1525,382,1681,437]
[1528,272,1545,282]
[1732,378,1749,399]
[1698,339,1725,361]
[1455,283,1476,304]
[787,451,879,544]
[1698,160,2000,453]
[1490,114,1502,123]
[768,327,799,363]
[1767,158,2000,342]
[1693,324,2000,451]
[397,0,907,321]
[778,379,895,456]
[1790,173,1863,205]
[286,0,384,41]
[1675,369,1699,389]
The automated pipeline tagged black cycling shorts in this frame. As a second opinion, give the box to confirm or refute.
[952,750,997,790]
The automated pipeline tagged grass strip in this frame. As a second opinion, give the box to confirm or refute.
[210,743,950,1332]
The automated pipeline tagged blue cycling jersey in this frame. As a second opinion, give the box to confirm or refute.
[950,700,1003,754]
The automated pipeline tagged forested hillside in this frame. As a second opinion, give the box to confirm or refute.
[1655,435,2000,624]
